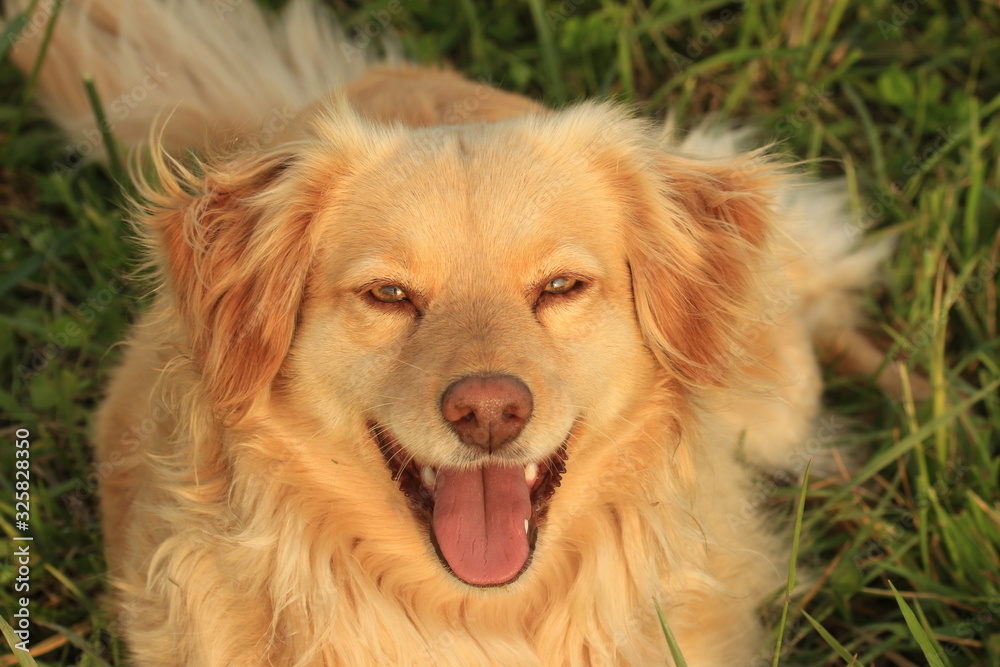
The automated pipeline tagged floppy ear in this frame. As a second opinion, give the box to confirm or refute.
[140,148,325,418]
[623,151,779,388]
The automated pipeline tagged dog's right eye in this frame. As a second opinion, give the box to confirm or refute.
[543,276,579,294]
[370,285,408,303]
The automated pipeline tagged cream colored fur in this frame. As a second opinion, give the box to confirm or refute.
[7,0,898,664]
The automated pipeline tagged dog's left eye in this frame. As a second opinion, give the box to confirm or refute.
[371,285,408,303]
[543,276,579,294]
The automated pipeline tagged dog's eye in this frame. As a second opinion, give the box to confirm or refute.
[370,285,408,303]
[543,277,579,294]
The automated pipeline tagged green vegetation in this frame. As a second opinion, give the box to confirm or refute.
[1,1,997,664]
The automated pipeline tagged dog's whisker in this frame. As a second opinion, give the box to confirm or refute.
[398,451,418,471]
[361,401,398,412]
[368,392,409,401]
[387,357,438,377]
[563,404,679,462]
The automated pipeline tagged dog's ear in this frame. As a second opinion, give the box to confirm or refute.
[622,151,779,388]
[140,148,324,418]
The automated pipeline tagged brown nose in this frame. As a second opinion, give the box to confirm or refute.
[441,375,533,452]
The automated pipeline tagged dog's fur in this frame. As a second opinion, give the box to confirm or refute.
[10,0,903,663]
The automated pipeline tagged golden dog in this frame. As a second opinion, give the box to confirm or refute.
[11,0,902,663]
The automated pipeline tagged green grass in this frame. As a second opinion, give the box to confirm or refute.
[1,0,998,664]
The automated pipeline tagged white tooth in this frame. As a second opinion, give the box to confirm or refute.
[421,466,436,488]
[524,519,529,534]
[524,462,538,484]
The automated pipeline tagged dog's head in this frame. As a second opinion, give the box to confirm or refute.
[146,101,776,588]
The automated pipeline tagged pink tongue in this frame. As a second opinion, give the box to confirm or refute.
[432,464,531,586]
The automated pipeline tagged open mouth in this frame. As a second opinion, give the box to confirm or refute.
[371,423,568,588]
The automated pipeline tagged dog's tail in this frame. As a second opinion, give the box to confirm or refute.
[770,181,931,399]
[5,0,370,155]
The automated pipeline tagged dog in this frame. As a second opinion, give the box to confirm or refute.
[9,0,907,663]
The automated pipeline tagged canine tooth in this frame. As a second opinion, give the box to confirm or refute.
[524,462,538,484]
[420,466,436,488]
[524,519,529,534]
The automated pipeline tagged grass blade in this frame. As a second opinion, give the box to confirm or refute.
[887,580,949,667]
[773,460,812,667]
[801,610,856,664]
[37,621,113,667]
[7,0,64,148]
[0,615,39,667]
[83,73,127,186]
[525,0,564,104]
[823,377,1000,507]
[653,598,688,667]
[961,96,983,254]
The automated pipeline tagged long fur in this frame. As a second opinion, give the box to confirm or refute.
[8,0,900,664]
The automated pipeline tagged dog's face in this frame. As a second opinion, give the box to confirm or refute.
[152,102,774,589]
[289,124,658,585]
